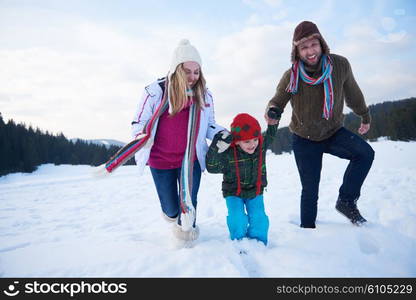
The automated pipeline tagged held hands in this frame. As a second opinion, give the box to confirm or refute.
[267,106,282,120]
[264,106,281,125]
[358,123,370,135]
[215,130,232,153]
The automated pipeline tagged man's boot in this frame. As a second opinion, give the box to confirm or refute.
[335,198,367,226]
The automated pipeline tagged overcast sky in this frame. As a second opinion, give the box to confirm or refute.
[1,0,415,142]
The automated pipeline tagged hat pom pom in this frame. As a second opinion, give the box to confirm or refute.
[179,39,190,46]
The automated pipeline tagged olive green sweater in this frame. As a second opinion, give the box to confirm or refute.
[268,54,370,141]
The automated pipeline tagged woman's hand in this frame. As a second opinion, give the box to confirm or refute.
[215,130,232,153]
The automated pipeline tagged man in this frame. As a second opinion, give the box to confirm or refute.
[265,21,375,228]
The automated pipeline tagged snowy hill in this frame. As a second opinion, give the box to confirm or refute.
[89,139,125,148]
[70,138,125,148]
[0,140,415,277]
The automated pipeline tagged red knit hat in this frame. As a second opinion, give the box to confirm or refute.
[230,113,263,196]
[230,113,261,142]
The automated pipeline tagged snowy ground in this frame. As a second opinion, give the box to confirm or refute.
[0,140,415,277]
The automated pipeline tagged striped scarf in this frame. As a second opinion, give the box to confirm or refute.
[178,95,200,230]
[286,54,334,120]
[104,81,201,231]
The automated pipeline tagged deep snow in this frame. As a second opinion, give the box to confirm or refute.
[0,140,415,277]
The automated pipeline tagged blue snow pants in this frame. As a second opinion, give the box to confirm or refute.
[225,195,269,245]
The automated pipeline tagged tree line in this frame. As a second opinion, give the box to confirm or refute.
[1,97,415,176]
[0,114,134,176]
[269,97,416,154]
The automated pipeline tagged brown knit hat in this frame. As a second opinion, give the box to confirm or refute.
[290,21,330,63]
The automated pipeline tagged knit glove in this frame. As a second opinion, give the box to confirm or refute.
[215,130,232,153]
[267,106,282,120]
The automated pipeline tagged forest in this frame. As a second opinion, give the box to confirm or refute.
[269,97,416,154]
[1,97,415,176]
[0,116,131,176]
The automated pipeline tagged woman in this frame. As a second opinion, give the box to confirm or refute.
[131,39,224,243]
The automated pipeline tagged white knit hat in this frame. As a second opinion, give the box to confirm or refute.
[169,39,202,77]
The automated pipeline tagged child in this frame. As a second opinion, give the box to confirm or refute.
[206,113,278,245]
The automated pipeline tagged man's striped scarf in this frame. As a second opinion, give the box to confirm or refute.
[286,54,334,120]
[104,81,201,230]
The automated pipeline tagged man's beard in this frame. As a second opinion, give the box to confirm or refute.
[301,54,322,68]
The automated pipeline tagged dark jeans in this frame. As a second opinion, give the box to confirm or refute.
[292,127,375,227]
[150,160,201,225]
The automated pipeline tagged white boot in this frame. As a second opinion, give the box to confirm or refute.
[162,213,177,223]
[172,224,200,241]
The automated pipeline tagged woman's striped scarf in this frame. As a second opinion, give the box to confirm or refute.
[103,81,201,231]
[286,54,334,120]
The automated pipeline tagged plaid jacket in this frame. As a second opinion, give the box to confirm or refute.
[206,124,278,199]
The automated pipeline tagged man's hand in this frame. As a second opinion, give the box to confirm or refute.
[358,123,370,135]
[216,130,232,153]
[264,106,281,125]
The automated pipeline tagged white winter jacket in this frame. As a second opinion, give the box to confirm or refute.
[131,78,225,175]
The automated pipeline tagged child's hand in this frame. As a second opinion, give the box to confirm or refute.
[358,123,370,135]
[215,130,232,153]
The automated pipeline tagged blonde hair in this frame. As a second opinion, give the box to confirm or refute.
[168,64,206,115]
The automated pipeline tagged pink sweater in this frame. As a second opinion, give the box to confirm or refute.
[148,98,197,169]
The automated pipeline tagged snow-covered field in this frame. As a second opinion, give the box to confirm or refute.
[1,140,415,277]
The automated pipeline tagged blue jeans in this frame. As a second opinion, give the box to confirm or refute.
[225,195,269,245]
[150,161,201,226]
[292,127,375,228]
